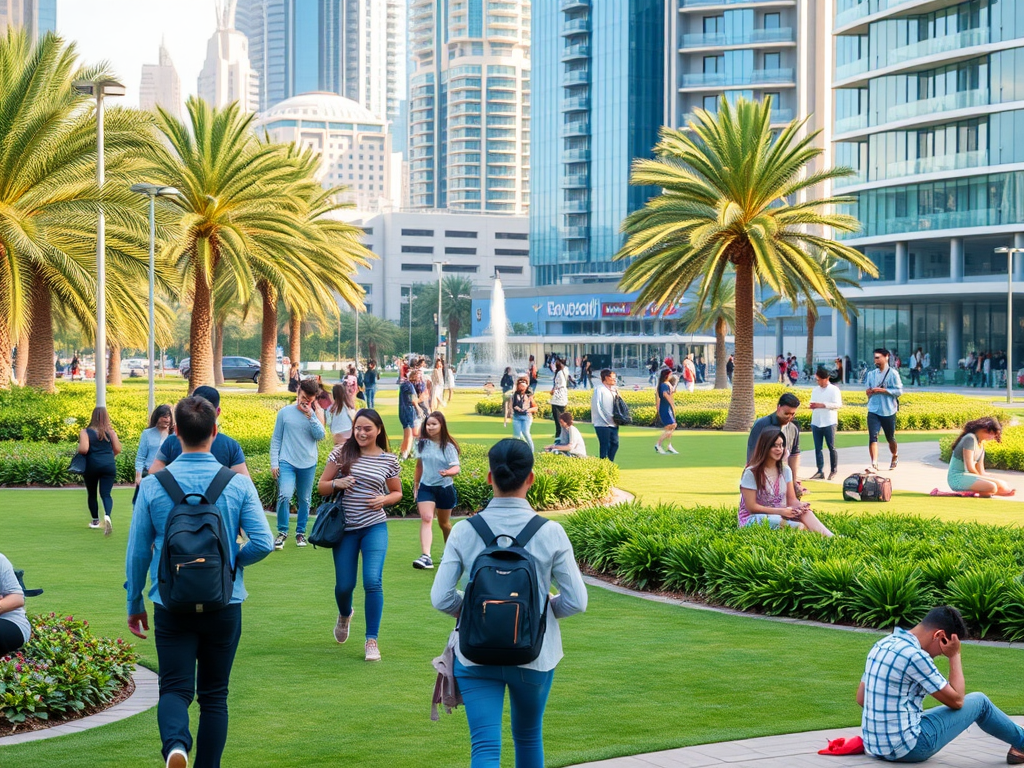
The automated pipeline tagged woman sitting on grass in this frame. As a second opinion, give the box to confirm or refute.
[739,427,833,536]
[947,417,1016,497]
[544,412,587,458]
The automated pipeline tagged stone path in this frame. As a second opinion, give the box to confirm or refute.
[569,719,1024,767]
[0,666,158,747]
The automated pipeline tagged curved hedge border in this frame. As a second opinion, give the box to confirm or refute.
[565,502,1024,640]
[476,384,1003,432]
[940,425,1024,472]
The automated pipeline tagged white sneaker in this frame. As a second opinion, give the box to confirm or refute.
[166,747,188,768]
[654,445,666,454]
[103,515,112,537]
[365,639,381,662]
[665,445,679,454]
[88,519,100,529]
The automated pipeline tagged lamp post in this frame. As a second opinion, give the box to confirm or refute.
[74,78,125,408]
[354,308,360,365]
[995,246,1022,404]
[433,261,449,358]
[130,183,180,414]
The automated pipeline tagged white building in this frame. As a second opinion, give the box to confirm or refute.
[0,0,55,39]
[140,41,182,119]
[253,91,392,210]
[198,0,260,112]
[336,209,530,323]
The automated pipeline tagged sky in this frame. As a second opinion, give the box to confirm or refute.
[57,0,219,108]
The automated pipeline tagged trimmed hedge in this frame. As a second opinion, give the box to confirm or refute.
[476,384,1003,431]
[565,503,1024,639]
[940,425,1024,472]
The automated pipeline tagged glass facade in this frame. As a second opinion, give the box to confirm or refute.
[293,0,319,94]
[36,0,55,35]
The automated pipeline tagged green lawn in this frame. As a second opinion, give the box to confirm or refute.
[4,388,1023,766]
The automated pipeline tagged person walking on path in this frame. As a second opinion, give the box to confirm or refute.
[149,387,249,477]
[70,352,80,381]
[857,605,1024,764]
[500,367,515,428]
[909,347,923,386]
[747,393,802,485]
[78,407,121,536]
[865,347,903,472]
[317,409,402,662]
[654,367,677,454]
[527,355,538,392]
[581,355,593,389]
[549,359,569,440]
[947,417,1016,497]
[126,396,274,768]
[412,411,461,570]
[270,378,326,550]
[328,383,358,445]
[0,551,30,656]
[287,361,301,393]
[510,377,537,453]
[363,360,379,409]
[808,367,842,480]
[682,353,697,393]
[398,368,422,460]
[444,362,456,405]
[134,405,173,505]
[431,439,588,768]
[591,369,620,462]
[726,355,735,385]
[430,358,446,411]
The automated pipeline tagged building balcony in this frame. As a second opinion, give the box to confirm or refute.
[681,0,793,7]
[563,148,591,162]
[561,18,590,35]
[564,199,590,213]
[835,58,869,81]
[562,173,589,188]
[681,67,795,89]
[888,27,989,66]
[561,44,590,61]
[680,27,794,49]
[884,88,988,125]
[837,150,990,188]
[562,69,590,86]
[561,120,590,136]
[560,0,590,9]
[834,0,919,31]
[835,113,868,134]
[561,226,590,239]
[838,208,1016,240]
[683,107,793,125]
[562,95,590,111]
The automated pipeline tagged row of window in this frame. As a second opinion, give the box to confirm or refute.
[400,228,527,239]
[398,263,524,274]
[401,244,529,255]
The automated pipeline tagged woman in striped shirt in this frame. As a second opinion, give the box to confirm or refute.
[317,409,402,662]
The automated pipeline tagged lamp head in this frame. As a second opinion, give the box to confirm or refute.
[73,79,126,97]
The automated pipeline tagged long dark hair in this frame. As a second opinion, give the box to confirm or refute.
[658,367,672,385]
[148,404,173,430]
[87,407,114,441]
[951,417,1002,453]
[747,427,786,492]
[329,382,355,416]
[418,410,461,455]
[335,408,390,473]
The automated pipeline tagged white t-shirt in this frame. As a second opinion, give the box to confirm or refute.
[808,382,842,428]
[551,369,569,407]
[330,406,355,436]
[740,465,793,494]
[558,425,587,457]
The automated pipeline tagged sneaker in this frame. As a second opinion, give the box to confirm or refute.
[413,554,434,570]
[889,455,899,470]
[869,463,879,473]
[103,515,112,537]
[365,639,381,662]
[1008,746,1024,765]
[274,533,287,551]
[654,445,666,454]
[334,611,353,644]
[295,534,308,548]
[828,471,838,481]
[810,472,825,480]
[665,445,679,455]
[88,519,100,529]
[166,746,188,768]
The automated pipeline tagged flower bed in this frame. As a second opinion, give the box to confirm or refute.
[476,384,1001,431]
[939,425,1024,472]
[1,613,137,730]
[565,502,1024,640]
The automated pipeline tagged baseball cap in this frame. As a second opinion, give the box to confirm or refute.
[192,385,221,409]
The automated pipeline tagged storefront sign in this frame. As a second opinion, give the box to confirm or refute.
[546,298,600,319]
[601,301,679,318]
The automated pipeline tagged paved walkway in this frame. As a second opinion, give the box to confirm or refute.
[569,718,1024,767]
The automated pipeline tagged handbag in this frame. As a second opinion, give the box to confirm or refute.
[309,492,346,548]
[68,452,87,475]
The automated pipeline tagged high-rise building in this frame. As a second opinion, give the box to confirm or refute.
[529,0,663,286]
[0,0,56,38]
[407,0,531,215]
[198,0,260,112]
[140,41,183,119]
[832,0,1024,374]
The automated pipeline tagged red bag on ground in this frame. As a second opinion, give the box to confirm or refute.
[818,736,865,756]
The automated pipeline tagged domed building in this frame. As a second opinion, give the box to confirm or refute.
[253,91,393,210]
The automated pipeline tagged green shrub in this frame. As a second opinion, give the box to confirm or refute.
[0,613,137,725]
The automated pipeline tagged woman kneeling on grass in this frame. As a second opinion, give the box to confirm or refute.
[947,417,1016,497]
[739,427,833,536]
[413,411,461,570]
[317,409,403,662]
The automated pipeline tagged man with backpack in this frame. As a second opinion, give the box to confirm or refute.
[590,368,620,462]
[148,386,249,477]
[126,396,273,768]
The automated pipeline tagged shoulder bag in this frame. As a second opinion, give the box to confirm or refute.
[309,492,346,549]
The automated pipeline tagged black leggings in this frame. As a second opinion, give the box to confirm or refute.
[0,618,26,655]
[85,466,116,520]
[550,404,566,439]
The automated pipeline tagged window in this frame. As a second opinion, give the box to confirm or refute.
[442,264,478,273]
[401,245,434,254]
[764,52,781,70]
[401,263,434,272]
[703,56,722,74]
[496,265,524,274]
[703,95,719,112]
[445,246,477,254]
[495,248,528,256]
[361,227,373,235]
[360,284,373,295]
[445,230,478,238]
[401,228,435,236]
[764,12,780,29]
[703,15,723,34]
[495,231,528,240]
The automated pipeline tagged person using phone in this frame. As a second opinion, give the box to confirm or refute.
[270,378,326,550]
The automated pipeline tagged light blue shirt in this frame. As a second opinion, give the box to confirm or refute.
[865,366,903,416]
[134,427,168,473]
[0,553,30,643]
[125,453,274,615]
[270,404,326,470]
[417,440,460,487]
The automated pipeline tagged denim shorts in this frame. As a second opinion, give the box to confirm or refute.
[742,514,801,530]
[416,483,458,509]
[400,406,417,429]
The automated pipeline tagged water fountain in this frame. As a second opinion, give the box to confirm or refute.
[489,274,513,374]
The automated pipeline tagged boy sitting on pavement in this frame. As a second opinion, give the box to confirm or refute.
[858,605,1024,764]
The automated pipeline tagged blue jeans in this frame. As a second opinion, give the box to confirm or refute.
[364,385,376,409]
[454,659,555,768]
[594,425,619,461]
[332,522,388,640]
[512,415,534,452]
[893,692,1024,762]
[811,424,838,474]
[276,461,316,535]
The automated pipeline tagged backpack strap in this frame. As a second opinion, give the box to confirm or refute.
[203,466,237,505]
[515,515,549,548]
[468,514,498,546]
[154,470,186,505]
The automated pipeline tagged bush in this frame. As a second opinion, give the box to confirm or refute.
[563,502,1024,639]
[476,385,1002,432]
[0,613,137,725]
[940,425,1024,472]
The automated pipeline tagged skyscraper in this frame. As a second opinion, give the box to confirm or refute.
[530,0,663,285]
[0,0,56,38]
[198,0,260,112]
[140,41,183,119]
[408,0,531,214]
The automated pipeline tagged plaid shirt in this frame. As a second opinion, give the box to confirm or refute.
[861,628,947,760]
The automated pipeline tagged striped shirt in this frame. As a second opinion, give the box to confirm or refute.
[861,627,947,760]
[327,448,401,531]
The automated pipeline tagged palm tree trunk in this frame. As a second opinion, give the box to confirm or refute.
[805,305,816,376]
[0,320,12,389]
[25,268,55,392]
[448,315,460,365]
[107,344,122,386]
[188,259,216,393]
[289,312,301,366]
[724,256,756,431]
[259,282,279,393]
[14,331,28,385]
[713,316,728,389]
[214,319,225,387]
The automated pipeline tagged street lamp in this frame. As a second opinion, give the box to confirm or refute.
[130,183,180,414]
[433,261,449,358]
[74,78,125,408]
[994,246,1022,404]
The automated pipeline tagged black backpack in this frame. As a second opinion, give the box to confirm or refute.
[155,467,238,613]
[842,472,892,502]
[612,394,632,426]
[459,515,550,666]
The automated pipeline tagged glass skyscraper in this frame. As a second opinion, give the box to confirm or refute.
[530,0,663,286]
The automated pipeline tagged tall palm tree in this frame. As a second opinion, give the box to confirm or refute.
[413,276,473,362]
[616,97,875,430]
[339,311,401,364]
[679,278,766,389]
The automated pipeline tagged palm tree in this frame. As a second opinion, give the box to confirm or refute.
[616,97,875,430]
[413,276,473,363]
[679,278,766,389]
[339,311,401,364]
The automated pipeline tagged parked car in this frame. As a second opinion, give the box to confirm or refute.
[179,356,283,384]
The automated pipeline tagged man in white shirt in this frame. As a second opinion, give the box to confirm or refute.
[590,369,619,462]
[809,366,843,480]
